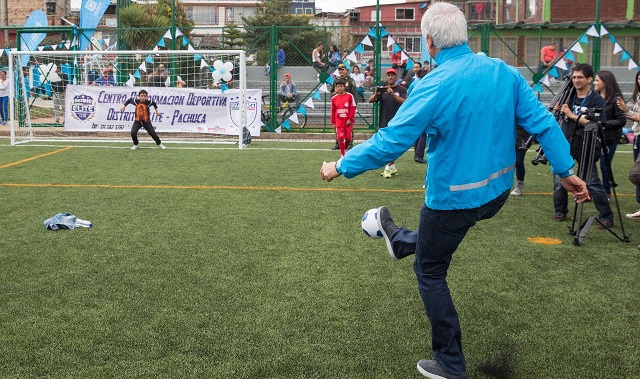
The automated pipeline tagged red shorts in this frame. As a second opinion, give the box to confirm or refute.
[335,125,353,140]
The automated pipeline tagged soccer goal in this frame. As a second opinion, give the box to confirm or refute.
[9,49,259,148]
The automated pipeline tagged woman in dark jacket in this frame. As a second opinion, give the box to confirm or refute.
[594,70,627,198]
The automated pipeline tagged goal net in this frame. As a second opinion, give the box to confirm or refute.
[9,49,258,148]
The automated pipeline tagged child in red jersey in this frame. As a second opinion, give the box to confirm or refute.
[330,78,357,156]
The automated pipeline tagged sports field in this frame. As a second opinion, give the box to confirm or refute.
[1,138,638,378]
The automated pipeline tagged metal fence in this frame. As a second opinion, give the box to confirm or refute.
[2,22,640,132]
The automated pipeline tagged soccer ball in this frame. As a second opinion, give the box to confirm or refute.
[361,208,383,238]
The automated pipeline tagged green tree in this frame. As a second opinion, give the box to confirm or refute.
[118,3,169,50]
[242,0,321,66]
[156,0,194,39]
[221,22,244,49]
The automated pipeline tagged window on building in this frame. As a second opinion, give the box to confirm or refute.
[187,6,218,25]
[399,37,422,53]
[395,8,414,20]
[350,11,360,22]
[305,8,314,14]
[295,7,304,14]
[526,0,536,18]
[370,10,381,22]
[226,7,256,24]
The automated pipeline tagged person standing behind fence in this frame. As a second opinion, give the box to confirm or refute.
[312,42,325,71]
[0,71,8,125]
[50,66,68,124]
[350,65,365,102]
[616,70,640,218]
[331,78,356,156]
[539,42,558,73]
[276,45,286,68]
[120,89,166,150]
[594,70,626,201]
[510,125,530,196]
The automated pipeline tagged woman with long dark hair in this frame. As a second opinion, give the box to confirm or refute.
[594,70,626,201]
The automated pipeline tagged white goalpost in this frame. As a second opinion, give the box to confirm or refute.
[8,49,258,148]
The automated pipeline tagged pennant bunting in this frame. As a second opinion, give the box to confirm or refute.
[354,44,366,54]
[145,55,154,64]
[599,26,609,36]
[282,120,291,131]
[311,91,321,101]
[564,51,575,62]
[200,59,209,69]
[297,106,307,116]
[367,27,377,39]
[346,52,358,63]
[578,34,589,44]
[275,126,282,133]
[157,39,166,48]
[325,76,334,85]
[187,44,195,51]
[163,30,172,39]
[533,83,543,93]
[548,67,559,78]
[139,61,147,72]
[305,97,316,108]
[221,84,228,92]
[380,27,388,37]
[386,36,395,48]
[319,83,329,93]
[175,28,183,37]
[343,61,351,71]
[540,75,550,86]
[125,74,135,87]
[570,43,584,54]
[392,44,402,53]
[629,59,638,70]
[133,70,141,79]
[622,51,632,62]
[182,36,189,46]
[289,112,299,124]
[608,34,617,44]
[585,25,599,37]
[400,51,409,62]
[613,43,622,55]
[554,59,568,71]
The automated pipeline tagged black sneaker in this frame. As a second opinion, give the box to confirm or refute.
[331,145,340,150]
[417,360,467,379]
[376,206,400,260]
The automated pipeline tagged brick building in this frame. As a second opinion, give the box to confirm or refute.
[0,0,72,45]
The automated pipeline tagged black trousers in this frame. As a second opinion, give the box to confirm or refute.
[131,121,161,145]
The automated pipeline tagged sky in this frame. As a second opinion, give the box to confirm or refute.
[314,0,404,13]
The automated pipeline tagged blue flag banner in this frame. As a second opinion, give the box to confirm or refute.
[548,67,559,78]
[564,51,575,62]
[145,55,154,64]
[380,27,388,37]
[367,27,377,39]
[608,34,617,44]
[193,54,202,61]
[282,120,291,131]
[20,10,48,67]
[354,44,365,54]
[297,106,306,116]
[133,70,141,79]
[392,43,402,53]
[182,36,189,46]
[157,38,166,48]
[621,51,631,62]
[343,61,351,71]
[533,83,543,93]
[578,34,589,44]
[221,84,228,92]
[80,0,111,51]
[325,76,334,85]
[312,91,321,100]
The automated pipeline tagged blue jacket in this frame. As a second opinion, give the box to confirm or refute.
[336,43,575,210]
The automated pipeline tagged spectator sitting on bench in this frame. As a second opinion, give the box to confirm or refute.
[279,73,297,104]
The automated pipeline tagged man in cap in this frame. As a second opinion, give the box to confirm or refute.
[368,67,407,177]
[94,68,115,86]
[279,73,297,104]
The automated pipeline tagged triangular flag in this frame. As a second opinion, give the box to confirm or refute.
[548,67,559,78]
[289,112,299,124]
[346,52,358,63]
[343,61,351,71]
[52,44,58,50]
[354,44,365,54]
[533,83,543,93]
[104,38,110,47]
[71,36,78,47]
[367,27,377,39]
[554,59,568,71]
[629,59,638,70]
[392,44,402,53]
[570,43,584,54]
[297,106,307,116]
[139,61,147,72]
[540,75,550,86]
[163,29,172,39]
[187,44,195,51]
[282,120,291,131]
[133,69,141,79]
[37,46,44,51]
[0,49,3,58]
[361,36,373,47]
[608,34,617,44]
[175,28,183,37]
[387,36,395,48]
[380,27,388,37]
[157,39,166,48]
[194,54,202,61]
[325,76,334,85]
[200,59,209,69]
[319,83,329,93]
[64,42,70,49]
[146,55,154,64]
[152,46,159,52]
[586,25,599,37]
[400,51,409,62]
[613,43,622,55]
[125,74,135,87]
[564,51,575,62]
[221,84,228,92]
[182,36,189,46]
[311,91,321,100]
[275,126,282,133]
[622,51,632,62]
[600,26,609,36]
[578,34,589,44]
[304,97,315,108]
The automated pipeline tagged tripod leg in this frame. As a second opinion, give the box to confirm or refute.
[574,215,595,246]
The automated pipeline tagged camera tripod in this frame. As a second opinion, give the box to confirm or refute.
[568,111,630,246]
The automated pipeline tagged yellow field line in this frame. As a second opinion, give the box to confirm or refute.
[0,147,74,170]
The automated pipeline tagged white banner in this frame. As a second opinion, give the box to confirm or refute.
[64,85,261,136]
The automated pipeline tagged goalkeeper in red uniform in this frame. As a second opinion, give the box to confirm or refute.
[120,89,166,150]
[330,78,357,156]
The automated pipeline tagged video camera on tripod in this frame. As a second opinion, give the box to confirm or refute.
[529,76,576,166]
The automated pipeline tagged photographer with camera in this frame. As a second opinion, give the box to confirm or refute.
[553,63,614,228]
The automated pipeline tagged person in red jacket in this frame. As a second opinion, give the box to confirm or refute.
[330,78,356,156]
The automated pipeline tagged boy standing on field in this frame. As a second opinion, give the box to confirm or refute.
[120,89,166,150]
[330,78,356,156]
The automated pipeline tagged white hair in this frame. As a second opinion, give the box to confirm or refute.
[421,2,468,49]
